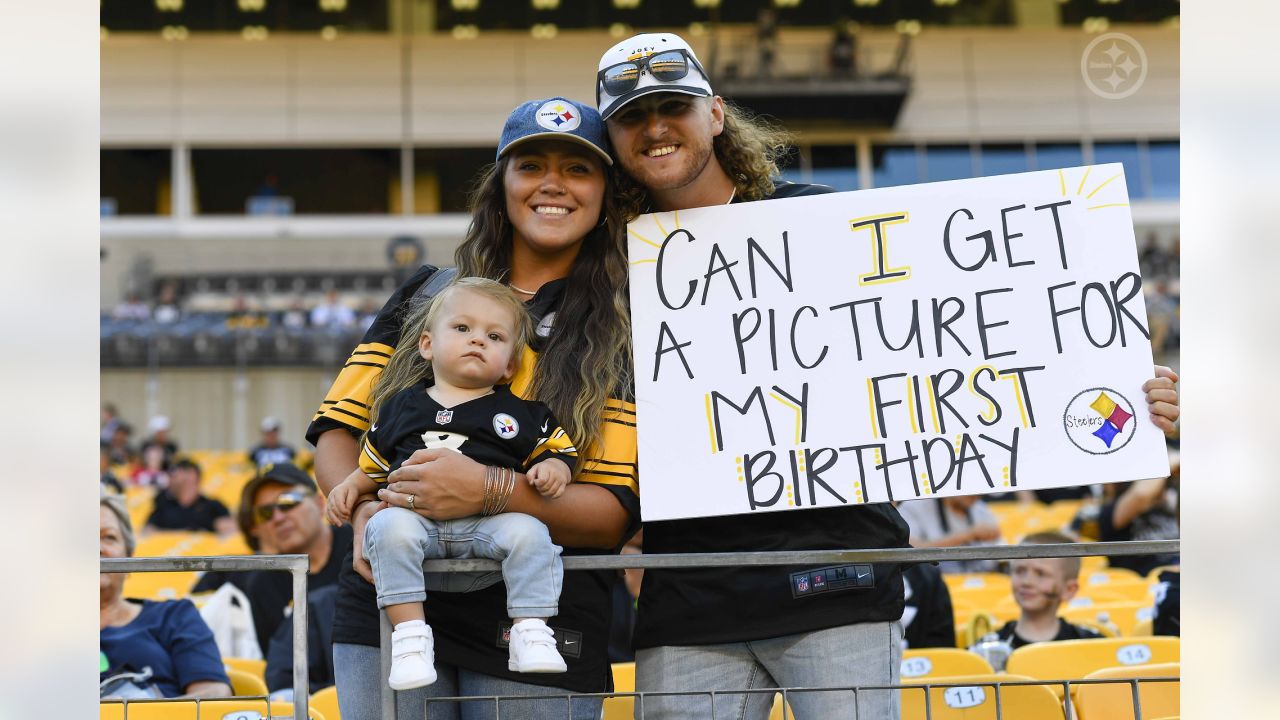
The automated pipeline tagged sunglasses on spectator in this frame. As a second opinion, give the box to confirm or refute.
[254,490,312,523]
[597,49,707,101]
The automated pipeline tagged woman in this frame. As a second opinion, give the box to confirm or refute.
[99,491,232,699]
[306,97,638,720]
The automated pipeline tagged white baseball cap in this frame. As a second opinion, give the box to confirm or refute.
[595,32,713,121]
[148,415,171,433]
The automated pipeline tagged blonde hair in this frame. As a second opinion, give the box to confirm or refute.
[366,278,533,432]
[454,156,634,460]
[100,489,136,557]
[1019,530,1083,579]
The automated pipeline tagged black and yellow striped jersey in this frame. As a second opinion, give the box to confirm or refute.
[359,382,577,481]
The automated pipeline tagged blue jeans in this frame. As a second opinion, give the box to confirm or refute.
[634,621,903,720]
[333,642,603,720]
[365,508,563,618]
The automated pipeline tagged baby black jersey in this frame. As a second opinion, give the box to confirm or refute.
[360,381,577,480]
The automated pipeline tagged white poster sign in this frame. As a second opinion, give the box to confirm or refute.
[628,164,1169,522]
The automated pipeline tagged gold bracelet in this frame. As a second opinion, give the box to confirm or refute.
[492,467,516,515]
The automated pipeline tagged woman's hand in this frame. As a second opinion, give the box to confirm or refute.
[379,448,486,520]
[1144,365,1180,433]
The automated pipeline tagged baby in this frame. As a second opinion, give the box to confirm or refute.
[327,277,574,690]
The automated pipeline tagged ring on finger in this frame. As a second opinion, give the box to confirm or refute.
[406,494,416,510]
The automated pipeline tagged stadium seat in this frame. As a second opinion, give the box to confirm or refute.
[942,572,1010,592]
[310,685,341,720]
[225,667,269,698]
[602,662,635,720]
[121,570,199,601]
[900,673,1065,720]
[1075,662,1180,720]
[1131,618,1154,637]
[1082,568,1144,586]
[1005,637,1179,699]
[100,698,326,719]
[900,648,994,679]
[224,657,268,684]
[1061,601,1155,637]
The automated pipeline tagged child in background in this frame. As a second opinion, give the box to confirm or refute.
[326,277,576,690]
[996,531,1103,648]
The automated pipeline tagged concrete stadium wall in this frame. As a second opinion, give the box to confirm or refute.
[101,25,1178,146]
[102,367,339,452]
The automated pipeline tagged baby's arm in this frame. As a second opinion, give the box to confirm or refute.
[526,457,572,499]
[326,468,380,527]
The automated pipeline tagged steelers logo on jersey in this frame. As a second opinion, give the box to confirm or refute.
[492,413,519,440]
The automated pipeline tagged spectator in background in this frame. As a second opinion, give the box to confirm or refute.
[310,289,356,330]
[248,416,297,470]
[101,442,125,494]
[100,491,232,699]
[113,291,151,322]
[153,281,182,325]
[226,295,269,330]
[1145,278,1179,356]
[192,487,280,595]
[900,563,956,649]
[356,296,379,331]
[264,585,339,702]
[145,458,234,536]
[898,495,1004,573]
[106,421,135,466]
[101,403,123,444]
[240,463,352,656]
[140,415,179,468]
[130,442,171,489]
[1097,452,1180,576]
[995,531,1103,649]
[1152,567,1180,636]
[280,296,309,330]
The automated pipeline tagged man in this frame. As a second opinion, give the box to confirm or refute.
[144,458,234,535]
[248,416,297,470]
[595,32,911,719]
[240,462,353,656]
[596,33,1182,719]
[139,414,179,468]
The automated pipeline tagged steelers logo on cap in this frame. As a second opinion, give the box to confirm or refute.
[535,100,581,132]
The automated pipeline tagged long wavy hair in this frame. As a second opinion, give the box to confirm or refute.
[448,154,634,462]
[616,98,795,217]
[366,278,534,434]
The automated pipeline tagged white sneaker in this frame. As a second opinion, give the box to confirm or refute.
[388,621,437,690]
[507,619,568,673]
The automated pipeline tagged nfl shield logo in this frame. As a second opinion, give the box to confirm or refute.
[796,576,810,593]
[436,410,454,424]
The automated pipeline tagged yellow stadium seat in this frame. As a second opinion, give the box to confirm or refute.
[900,673,1065,720]
[1080,556,1108,573]
[949,584,1014,612]
[122,571,199,601]
[602,662,635,720]
[1131,618,1153,637]
[226,667,269,698]
[943,572,1010,592]
[134,531,196,557]
[900,648,994,680]
[1076,662,1179,720]
[225,657,267,682]
[1006,637,1179,699]
[1072,620,1119,639]
[1061,601,1155,637]
[310,686,341,720]
[1082,568,1143,586]
[100,698,326,719]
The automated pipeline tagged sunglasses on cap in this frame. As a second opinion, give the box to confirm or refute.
[254,490,312,523]
[597,49,707,101]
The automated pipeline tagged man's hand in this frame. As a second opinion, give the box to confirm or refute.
[527,458,571,499]
[1144,365,1180,433]
[350,499,384,583]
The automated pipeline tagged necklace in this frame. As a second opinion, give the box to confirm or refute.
[725,188,736,204]
[508,283,537,296]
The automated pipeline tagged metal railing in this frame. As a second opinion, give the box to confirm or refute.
[100,541,1179,719]
[100,554,310,720]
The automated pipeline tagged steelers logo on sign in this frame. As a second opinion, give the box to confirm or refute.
[1062,387,1138,455]
[535,101,581,132]
[492,413,520,440]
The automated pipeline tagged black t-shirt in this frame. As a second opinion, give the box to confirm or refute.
[1098,481,1180,575]
[901,563,956,649]
[307,270,641,694]
[243,524,353,655]
[1152,569,1180,636]
[248,443,296,470]
[996,618,1103,649]
[633,181,911,649]
[145,492,230,533]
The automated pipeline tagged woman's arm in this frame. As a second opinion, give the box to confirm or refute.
[1110,478,1168,529]
[379,448,629,549]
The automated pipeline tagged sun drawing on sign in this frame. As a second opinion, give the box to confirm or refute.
[1056,165,1130,211]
